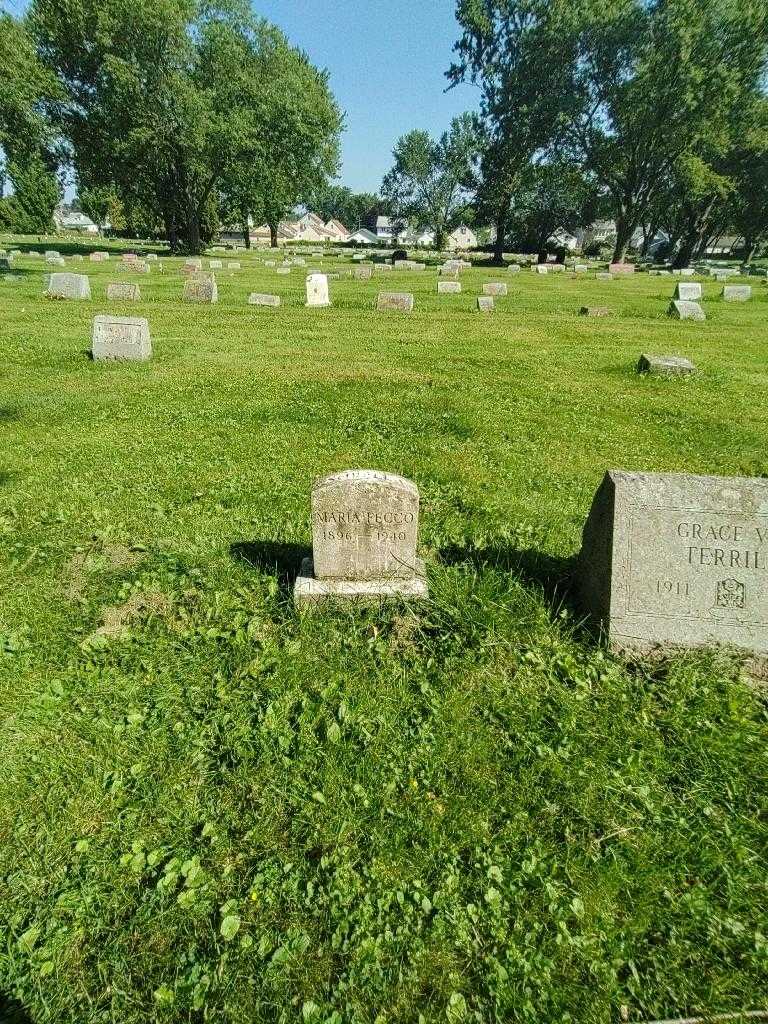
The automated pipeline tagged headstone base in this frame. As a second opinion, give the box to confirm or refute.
[294,557,428,608]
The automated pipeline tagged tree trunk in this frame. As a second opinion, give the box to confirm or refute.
[493,196,511,264]
[611,210,634,264]
[673,233,698,269]
[242,211,251,250]
[743,238,756,265]
[269,222,278,248]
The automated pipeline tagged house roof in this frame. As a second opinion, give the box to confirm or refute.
[326,219,349,236]
[350,228,378,242]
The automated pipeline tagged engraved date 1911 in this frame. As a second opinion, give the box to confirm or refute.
[656,579,690,598]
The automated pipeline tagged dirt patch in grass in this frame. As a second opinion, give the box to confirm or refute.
[64,543,146,601]
[94,591,171,638]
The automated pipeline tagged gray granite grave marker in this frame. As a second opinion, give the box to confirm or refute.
[46,273,91,300]
[92,314,151,361]
[637,354,697,376]
[377,292,414,312]
[294,469,428,607]
[106,282,141,301]
[578,470,768,665]
[668,300,705,321]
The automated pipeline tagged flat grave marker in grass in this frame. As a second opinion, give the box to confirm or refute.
[580,306,611,317]
[669,299,705,321]
[106,282,141,301]
[294,469,428,607]
[45,272,91,300]
[579,470,768,667]
[248,292,281,307]
[91,314,152,361]
[377,291,414,312]
[637,353,697,376]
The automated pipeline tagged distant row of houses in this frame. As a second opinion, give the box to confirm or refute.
[220,213,480,250]
[50,204,745,256]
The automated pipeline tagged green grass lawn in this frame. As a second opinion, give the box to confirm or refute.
[1,239,767,1024]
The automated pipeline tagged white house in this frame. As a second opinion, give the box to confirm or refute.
[447,225,477,250]
[413,228,436,247]
[324,218,350,242]
[547,228,578,251]
[54,206,100,234]
[374,216,397,242]
[348,227,378,245]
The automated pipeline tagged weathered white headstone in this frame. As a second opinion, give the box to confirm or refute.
[722,285,751,302]
[668,300,705,321]
[477,296,494,312]
[227,262,241,270]
[92,314,151,361]
[578,470,768,666]
[637,354,697,376]
[294,469,428,607]
[248,292,281,307]
[306,273,331,307]
[106,282,141,301]
[46,273,91,300]
[183,276,218,303]
[276,267,291,275]
[438,281,461,294]
[609,263,635,275]
[483,282,507,296]
[377,292,414,312]
[209,259,223,269]
[184,258,203,271]
[674,282,702,301]
[46,255,66,266]
[354,267,373,281]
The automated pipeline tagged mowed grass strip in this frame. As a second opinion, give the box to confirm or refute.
[1,240,767,1023]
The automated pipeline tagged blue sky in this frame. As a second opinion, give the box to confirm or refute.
[4,0,478,195]
[253,1,478,193]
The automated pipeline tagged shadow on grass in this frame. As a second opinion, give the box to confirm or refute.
[0,993,32,1024]
[437,539,583,615]
[0,406,22,423]
[230,540,310,599]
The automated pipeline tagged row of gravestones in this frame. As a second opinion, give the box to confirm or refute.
[293,469,768,672]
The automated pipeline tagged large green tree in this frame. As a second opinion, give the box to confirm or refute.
[381,114,478,250]
[31,0,341,253]
[0,13,60,232]
[506,160,597,253]
[572,0,768,262]
[448,0,584,262]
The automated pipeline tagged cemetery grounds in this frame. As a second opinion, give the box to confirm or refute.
[0,239,767,1024]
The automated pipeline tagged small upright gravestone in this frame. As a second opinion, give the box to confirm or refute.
[377,292,414,312]
[47,255,66,266]
[354,267,373,281]
[477,296,494,312]
[294,470,428,607]
[227,262,241,270]
[596,273,613,282]
[483,282,507,297]
[438,281,461,294]
[637,353,696,376]
[46,273,91,300]
[92,315,151,361]
[609,263,635,274]
[106,282,141,301]
[508,264,521,274]
[722,285,751,302]
[276,267,291,275]
[668,299,705,321]
[674,282,702,301]
[0,257,11,273]
[183,276,217,303]
[306,273,330,307]
[209,259,223,269]
[578,470,768,666]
